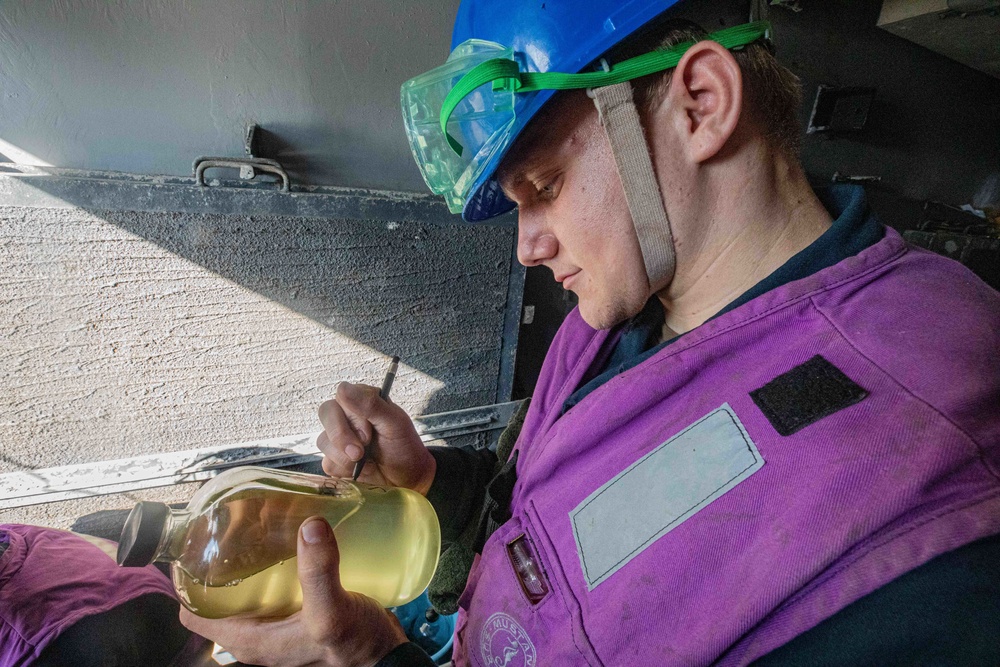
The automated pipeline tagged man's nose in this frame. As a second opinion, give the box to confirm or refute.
[516,215,558,267]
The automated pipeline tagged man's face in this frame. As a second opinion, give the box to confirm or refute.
[499,93,651,330]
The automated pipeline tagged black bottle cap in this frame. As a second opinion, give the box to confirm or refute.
[424,607,439,623]
[117,501,170,567]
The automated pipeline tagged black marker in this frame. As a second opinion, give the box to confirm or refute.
[352,356,400,481]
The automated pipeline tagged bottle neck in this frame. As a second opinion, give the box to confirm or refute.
[154,509,191,563]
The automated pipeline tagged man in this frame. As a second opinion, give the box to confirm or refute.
[182,1,1000,665]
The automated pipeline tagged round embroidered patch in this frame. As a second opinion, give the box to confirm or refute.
[479,612,537,667]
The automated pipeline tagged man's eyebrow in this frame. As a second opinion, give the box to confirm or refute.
[499,141,555,196]
[498,118,552,198]
[498,164,530,200]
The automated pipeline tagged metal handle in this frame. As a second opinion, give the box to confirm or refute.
[193,156,290,192]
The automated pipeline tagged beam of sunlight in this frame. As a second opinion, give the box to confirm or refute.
[0,138,52,167]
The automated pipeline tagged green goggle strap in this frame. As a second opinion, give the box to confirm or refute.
[441,20,771,156]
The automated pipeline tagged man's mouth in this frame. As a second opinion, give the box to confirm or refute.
[555,270,580,288]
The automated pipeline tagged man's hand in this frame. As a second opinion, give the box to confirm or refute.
[180,517,408,667]
[317,382,436,495]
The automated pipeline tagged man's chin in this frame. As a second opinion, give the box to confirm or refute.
[577,296,644,331]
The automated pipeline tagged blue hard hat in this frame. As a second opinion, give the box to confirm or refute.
[451,0,684,221]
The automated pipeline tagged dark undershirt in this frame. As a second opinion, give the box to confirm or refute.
[387,186,1000,665]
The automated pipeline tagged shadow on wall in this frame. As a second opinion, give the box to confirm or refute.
[2,172,520,416]
[251,124,418,191]
[147,212,511,415]
[98,208,514,417]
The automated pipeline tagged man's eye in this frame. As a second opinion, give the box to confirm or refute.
[536,180,558,200]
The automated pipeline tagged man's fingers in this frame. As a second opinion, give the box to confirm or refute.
[320,447,348,477]
[178,607,207,635]
[179,609,267,662]
[179,608,310,666]
[298,517,350,643]
[336,382,408,436]
[316,431,356,475]
[318,399,367,461]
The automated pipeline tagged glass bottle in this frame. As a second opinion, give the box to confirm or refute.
[117,466,440,619]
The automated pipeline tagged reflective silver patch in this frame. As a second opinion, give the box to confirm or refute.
[570,404,763,590]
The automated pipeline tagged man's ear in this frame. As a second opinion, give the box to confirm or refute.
[667,39,743,164]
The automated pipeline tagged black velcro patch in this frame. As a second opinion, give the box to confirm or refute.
[750,355,868,436]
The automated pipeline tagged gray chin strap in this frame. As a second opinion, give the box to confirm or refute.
[588,81,676,292]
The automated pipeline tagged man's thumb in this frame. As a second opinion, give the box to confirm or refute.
[298,517,346,622]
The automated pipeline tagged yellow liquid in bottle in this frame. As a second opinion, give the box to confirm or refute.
[174,482,440,619]
[177,557,303,619]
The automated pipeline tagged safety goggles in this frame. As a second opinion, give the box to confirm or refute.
[401,21,770,215]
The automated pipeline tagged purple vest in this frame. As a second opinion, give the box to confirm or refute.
[452,228,1000,666]
[0,524,177,667]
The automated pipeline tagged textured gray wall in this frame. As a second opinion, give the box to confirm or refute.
[0,175,518,526]
[1,205,511,471]
[0,0,460,191]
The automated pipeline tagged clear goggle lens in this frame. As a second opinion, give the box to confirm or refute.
[401,40,517,214]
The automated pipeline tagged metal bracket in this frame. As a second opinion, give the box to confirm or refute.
[770,0,803,12]
[831,171,882,184]
[807,85,876,135]
[942,0,1000,17]
[193,124,290,192]
[242,123,259,180]
[194,156,290,191]
[414,400,522,442]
